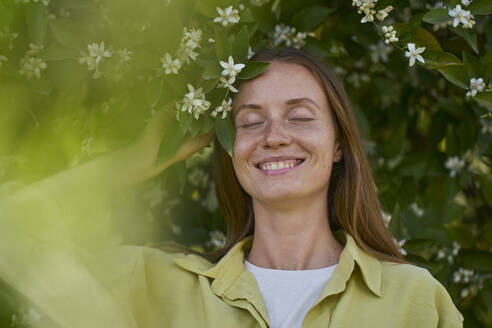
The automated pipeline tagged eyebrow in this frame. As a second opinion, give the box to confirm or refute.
[234,97,319,115]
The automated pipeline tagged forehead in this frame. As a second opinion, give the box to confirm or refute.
[232,61,327,112]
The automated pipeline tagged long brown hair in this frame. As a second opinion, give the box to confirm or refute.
[160,47,407,264]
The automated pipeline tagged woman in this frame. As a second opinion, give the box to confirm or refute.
[1,48,463,328]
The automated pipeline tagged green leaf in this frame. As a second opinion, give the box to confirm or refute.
[468,0,492,15]
[478,174,492,207]
[189,115,203,137]
[438,66,468,89]
[422,50,462,69]
[25,3,48,45]
[463,51,481,77]
[156,120,185,166]
[460,250,492,272]
[214,26,232,60]
[201,116,215,135]
[49,19,89,49]
[46,59,87,95]
[291,6,335,32]
[215,115,235,157]
[178,109,193,134]
[233,25,250,62]
[196,0,219,17]
[303,37,332,58]
[394,24,442,50]
[202,62,222,80]
[423,8,450,24]
[237,61,270,79]
[473,92,492,110]
[28,75,53,96]
[201,78,219,94]
[240,8,256,23]
[481,48,492,79]
[146,77,164,109]
[401,13,424,43]
[39,42,80,61]
[453,27,479,54]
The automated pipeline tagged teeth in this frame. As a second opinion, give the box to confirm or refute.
[259,159,301,171]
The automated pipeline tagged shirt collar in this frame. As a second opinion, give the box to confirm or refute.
[173,229,382,298]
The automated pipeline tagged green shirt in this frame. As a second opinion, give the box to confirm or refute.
[1,185,464,328]
[95,231,464,328]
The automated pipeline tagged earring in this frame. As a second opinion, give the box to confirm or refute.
[336,152,342,161]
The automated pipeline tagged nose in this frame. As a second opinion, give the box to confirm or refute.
[263,120,290,149]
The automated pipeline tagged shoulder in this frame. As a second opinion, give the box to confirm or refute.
[91,245,214,286]
[379,261,464,327]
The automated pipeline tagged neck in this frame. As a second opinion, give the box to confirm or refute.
[245,194,344,270]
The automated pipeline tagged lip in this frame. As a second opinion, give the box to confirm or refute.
[255,157,306,176]
[255,156,305,166]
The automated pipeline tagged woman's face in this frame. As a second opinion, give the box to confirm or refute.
[231,61,341,206]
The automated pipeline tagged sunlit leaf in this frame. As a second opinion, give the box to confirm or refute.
[468,0,492,15]
[237,61,270,79]
[423,8,450,24]
[423,50,462,69]
[291,6,335,32]
[215,115,235,157]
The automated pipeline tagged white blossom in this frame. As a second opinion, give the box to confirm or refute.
[26,43,43,56]
[250,0,270,6]
[143,181,167,208]
[78,41,113,79]
[405,43,425,67]
[347,72,370,88]
[220,56,245,78]
[177,27,202,64]
[0,27,19,50]
[213,6,240,27]
[10,306,42,327]
[410,202,424,217]
[381,210,392,227]
[218,76,239,93]
[376,6,394,21]
[19,55,47,79]
[445,156,466,177]
[381,25,399,44]
[436,241,460,264]
[0,55,7,67]
[461,0,472,7]
[81,136,94,155]
[480,118,492,134]
[448,4,476,29]
[15,0,50,5]
[369,40,392,63]
[392,237,407,256]
[352,0,377,23]
[271,23,313,49]
[247,46,255,60]
[211,97,233,119]
[118,48,132,63]
[176,84,211,120]
[453,267,474,284]
[465,77,485,97]
[460,284,482,299]
[206,230,226,249]
[160,53,182,74]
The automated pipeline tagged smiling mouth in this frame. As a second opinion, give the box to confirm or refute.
[255,159,305,171]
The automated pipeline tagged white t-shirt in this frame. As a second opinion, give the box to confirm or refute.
[244,259,337,328]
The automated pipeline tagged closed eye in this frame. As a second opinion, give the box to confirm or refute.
[290,118,313,122]
[240,122,263,128]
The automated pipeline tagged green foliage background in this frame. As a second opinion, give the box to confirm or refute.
[0,0,491,327]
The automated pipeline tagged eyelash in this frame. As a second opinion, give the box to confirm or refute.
[240,118,313,128]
